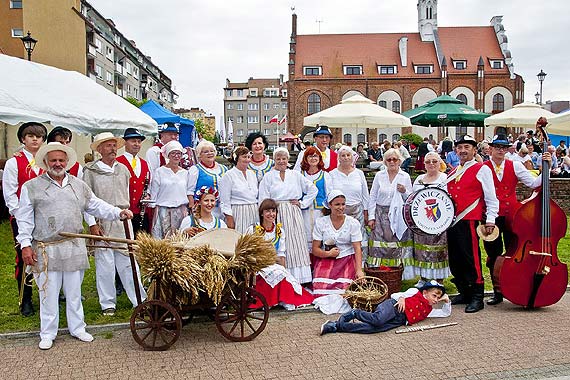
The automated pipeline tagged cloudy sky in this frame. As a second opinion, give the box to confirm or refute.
[90,0,568,129]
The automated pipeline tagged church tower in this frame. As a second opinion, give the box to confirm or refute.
[418,0,438,42]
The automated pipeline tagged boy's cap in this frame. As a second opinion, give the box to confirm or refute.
[419,280,446,295]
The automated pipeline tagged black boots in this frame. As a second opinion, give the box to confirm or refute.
[19,275,34,317]
[465,285,484,313]
[486,292,503,305]
[451,292,471,305]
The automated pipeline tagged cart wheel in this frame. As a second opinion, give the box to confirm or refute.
[130,300,182,351]
[215,286,269,342]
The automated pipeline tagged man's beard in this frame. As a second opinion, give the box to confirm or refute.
[47,166,66,177]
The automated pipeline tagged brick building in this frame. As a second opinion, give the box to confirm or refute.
[287,0,525,144]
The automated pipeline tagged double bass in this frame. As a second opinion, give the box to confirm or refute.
[494,117,568,308]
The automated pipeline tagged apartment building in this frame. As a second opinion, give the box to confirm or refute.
[0,0,176,109]
[224,76,288,145]
[174,107,216,138]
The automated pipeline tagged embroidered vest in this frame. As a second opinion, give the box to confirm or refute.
[447,163,485,220]
[403,291,433,325]
[116,155,151,214]
[254,223,282,250]
[304,171,326,209]
[325,150,338,172]
[196,163,227,190]
[15,152,42,198]
[248,157,274,183]
[484,159,519,218]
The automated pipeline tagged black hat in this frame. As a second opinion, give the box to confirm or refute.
[490,133,510,147]
[419,280,446,295]
[47,126,72,143]
[17,122,47,143]
[455,134,477,147]
[123,128,146,141]
[527,130,534,135]
[314,125,333,137]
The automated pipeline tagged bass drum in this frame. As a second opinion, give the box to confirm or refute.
[403,187,455,235]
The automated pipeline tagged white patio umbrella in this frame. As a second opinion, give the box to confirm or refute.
[547,110,570,136]
[484,102,556,130]
[303,94,411,128]
[0,54,157,135]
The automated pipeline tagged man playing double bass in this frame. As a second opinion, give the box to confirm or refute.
[483,133,551,305]
[446,135,499,313]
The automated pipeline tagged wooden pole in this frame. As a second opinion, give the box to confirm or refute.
[59,232,137,245]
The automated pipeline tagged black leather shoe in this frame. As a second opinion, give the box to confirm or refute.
[486,292,503,305]
[465,298,484,313]
[451,293,471,305]
[20,300,34,317]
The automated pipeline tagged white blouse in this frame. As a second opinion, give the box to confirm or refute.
[329,168,370,207]
[412,172,448,192]
[303,170,333,205]
[179,216,227,231]
[149,166,190,208]
[312,215,362,259]
[218,167,259,216]
[368,169,413,217]
[258,169,318,209]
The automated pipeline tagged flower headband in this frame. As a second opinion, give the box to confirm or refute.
[194,186,219,201]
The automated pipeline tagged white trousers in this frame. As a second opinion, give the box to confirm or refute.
[94,248,146,310]
[34,270,86,340]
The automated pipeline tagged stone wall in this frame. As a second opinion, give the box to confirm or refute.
[516,179,570,214]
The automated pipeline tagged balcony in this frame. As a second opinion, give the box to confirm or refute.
[115,63,126,82]
[87,44,97,58]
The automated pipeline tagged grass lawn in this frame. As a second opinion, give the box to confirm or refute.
[1,218,569,333]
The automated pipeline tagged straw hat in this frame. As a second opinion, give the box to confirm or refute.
[90,132,125,151]
[476,224,500,242]
[35,142,77,171]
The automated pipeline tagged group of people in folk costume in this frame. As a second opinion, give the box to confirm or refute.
[4,117,555,348]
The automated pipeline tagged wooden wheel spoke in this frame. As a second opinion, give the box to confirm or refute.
[130,300,181,351]
[244,312,265,321]
[151,328,158,347]
[240,319,245,337]
[139,327,155,343]
[219,313,240,324]
[244,317,257,333]
[228,319,240,335]
[133,323,152,331]
[158,327,177,341]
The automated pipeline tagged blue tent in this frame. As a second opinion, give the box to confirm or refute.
[139,99,195,147]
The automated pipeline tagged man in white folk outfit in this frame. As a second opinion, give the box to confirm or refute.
[17,142,134,350]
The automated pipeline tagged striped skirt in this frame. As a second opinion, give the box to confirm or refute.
[277,201,312,284]
[231,203,259,234]
[151,204,188,239]
[412,232,451,280]
[312,255,356,297]
[345,203,368,261]
[367,205,414,279]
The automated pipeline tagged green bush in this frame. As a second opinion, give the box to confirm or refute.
[401,133,423,147]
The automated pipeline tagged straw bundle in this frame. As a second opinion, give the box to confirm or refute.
[230,234,277,273]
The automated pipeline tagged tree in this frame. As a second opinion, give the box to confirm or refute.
[125,97,148,108]
[401,133,423,147]
[193,119,214,142]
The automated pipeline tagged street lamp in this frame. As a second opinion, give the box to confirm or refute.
[537,69,547,106]
[20,31,37,61]
[534,92,540,104]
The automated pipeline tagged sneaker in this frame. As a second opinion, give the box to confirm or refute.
[73,332,94,342]
[102,308,115,316]
[320,320,336,336]
[39,339,53,350]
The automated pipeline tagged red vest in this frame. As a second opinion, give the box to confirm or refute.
[447,162,485,220]
[325,150,338,172]
[153,142,166,167]
[484,159,519,218]
[404,291,433,325]
[14,152,43,198]
[116,155,150,214]
[68,162,80,177]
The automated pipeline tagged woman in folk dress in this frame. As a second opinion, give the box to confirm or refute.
[187,140,228,218]
[247,199,314,309]
[179,186,227,236]
[246,132,274,183]
[218,146,259,233]
[258,148,318,284]
[411,151,451,286]
[300,146,332,253]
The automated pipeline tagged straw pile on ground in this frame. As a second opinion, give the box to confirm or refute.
[134,232,276,306]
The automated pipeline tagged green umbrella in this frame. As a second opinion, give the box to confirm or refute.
[402,95,490,128]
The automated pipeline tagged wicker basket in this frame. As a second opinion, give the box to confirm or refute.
[344,276,388,312]
[364,265,403,296]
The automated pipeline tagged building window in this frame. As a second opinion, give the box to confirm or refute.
[490,60,504,69]
[263,103,270,110]
[227,103,234,110]
[106,72,113,85]
[264,129,271,135]
[343,134,352,145]
[453,60,467,70]
[248,103,258,111]
[378,133,387,142]
[132,67,139,79]
[281,89,288,97]
[357,133,366,144]
[249,88,258,97]
[238,129,244,136]
[226,89,232,97]
[10,0,23,9]
[237,116,244,123]
[378,100,387,108]
[237,89,243,97]
[273,104,280,109]
[263,115,270,123]
[282,128,286,134]
[392,100,401,114]
[237,103,243,111]
[344,66,363,75]
[95,38,102,53]
[227,116,234,123]
[95,65,102,78]
[281,102,287,109]
[307,93,321,115]
[456,126,467,140]
[248,116,259,123]
[415,65,433,74]
[303,66,322,76]
[492,94,505,113]
[456,94,468,104]
[105,46,113,61]
[392,134,401,142]
[11,28,23,37]
[378,65,397,74]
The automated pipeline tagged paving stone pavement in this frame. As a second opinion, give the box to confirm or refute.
[1,293,569,380]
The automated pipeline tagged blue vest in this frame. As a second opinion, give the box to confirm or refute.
[196,163,227,190]
[303,171,327,209]
[249,158,274,183]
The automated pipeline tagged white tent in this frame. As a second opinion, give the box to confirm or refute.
[0,54,157,135]
[303,94,412,128]
[484,102,556,130]
[547,110,570,136]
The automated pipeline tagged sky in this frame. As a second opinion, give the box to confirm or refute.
[90,0,569,130]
